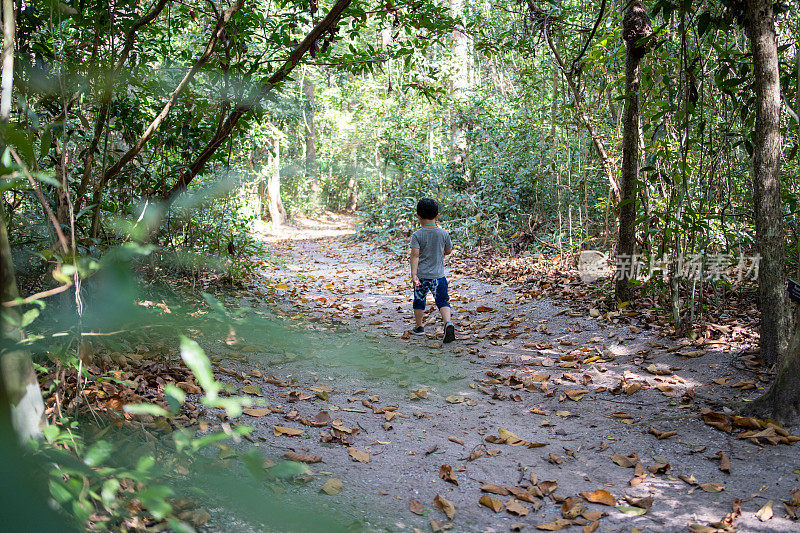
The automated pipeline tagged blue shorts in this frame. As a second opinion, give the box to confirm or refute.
[413,277,450,310]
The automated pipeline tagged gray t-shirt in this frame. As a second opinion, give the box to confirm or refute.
[410,225,452,279]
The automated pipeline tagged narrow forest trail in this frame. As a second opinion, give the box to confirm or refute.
[209,215,799,532]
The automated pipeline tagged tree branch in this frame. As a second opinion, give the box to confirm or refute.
[99,0,244,190]
[162,0,353,202]
[75,0,170,212]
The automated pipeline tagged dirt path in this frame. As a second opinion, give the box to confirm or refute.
[211,215,799,532]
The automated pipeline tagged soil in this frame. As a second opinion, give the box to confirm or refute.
[201,214,800,532]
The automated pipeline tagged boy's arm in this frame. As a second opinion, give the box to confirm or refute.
[410,248,421,286]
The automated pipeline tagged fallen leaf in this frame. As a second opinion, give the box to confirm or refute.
[649,427,677,439]
[617,505,647,516]
[611,453,638,468]
[479,494,503,513]
[755,500,773,521]
[630,462,647,486]
[717,451,731,474]
[583,521,600,533]
[699,483,725,493]
[580,489,616,506]
[565,389,589,401]
[348,447,370,463]
[535,519,571,531]
[561,497,586,519]
[481,483,510,496]
[439,464,458,485]
[241,385,263,396]
[433,494,455,519]
[243,408,272,417]
[538,480,558,496]
[273,425,304,437]
[506,498,530,516]
[320,478,342,495]
[486,428,546,448]
[284,451,321,463]
[445,395,465,404]
[409,498,424,515]
[649,463,671,475]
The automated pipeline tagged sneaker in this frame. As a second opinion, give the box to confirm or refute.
[443,322,455,343]
[412,326,425,335]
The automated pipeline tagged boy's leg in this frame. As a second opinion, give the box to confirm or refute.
[434,277,456,343]
[414,309,425,328]
[412,280,431,331]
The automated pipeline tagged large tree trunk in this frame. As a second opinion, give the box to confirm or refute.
[740,0,800,423]
[0,2,46,443]
[0,0,14,120]
[1,217,46,442]
[615,1,652,303]
[746,0,786,367]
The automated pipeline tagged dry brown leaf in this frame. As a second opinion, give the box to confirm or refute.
[565,389,589,401]
[448,436,464,445]
[283,451,321,463]
[624,496,654,510]
[433,494,455,519]
[649,463,671,475]
[535,519,572,531]
[611,453,638,468]
[630,462,648,486]
[409,498,424,515]
[583,522,599,533]
[506,498,530,516]
[561,497,586,519]
[648,427,677,440]
[507,485,542,503]
[717,451,731,474]
[273,425,304,437]
[479,494,503,513]
[242,407,272,417]
[699,483,725,493]
[348,447,370,463]
[481,483,510,496]
[439,464,458,485]
[320,477,342,495]
[580,489,616,506]
[582,509,605,521]
[538,480,558,496]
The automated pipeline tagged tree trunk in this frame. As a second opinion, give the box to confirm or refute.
[615,1,652,303]
[1,217,46,442]
[304,74,321,205]
[0,0,14,120]
[266,135,285,226]
[746,0,786,367]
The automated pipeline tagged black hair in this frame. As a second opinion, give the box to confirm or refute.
[416,198,439,219]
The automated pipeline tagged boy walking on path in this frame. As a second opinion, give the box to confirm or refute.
[409,198,456,343]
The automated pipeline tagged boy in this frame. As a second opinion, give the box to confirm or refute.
[409,198,455,343]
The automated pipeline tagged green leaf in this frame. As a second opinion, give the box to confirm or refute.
[84,440,113,467]
[180,336,220,399]
[101,478,120,507]
[136,485,174,520]
[123,403,170,418]
[164,384,186,414]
